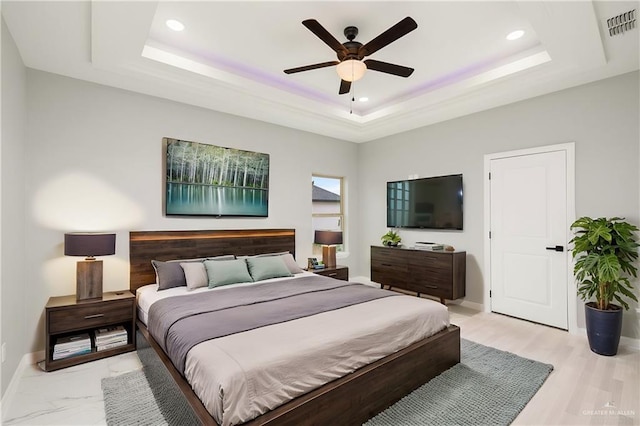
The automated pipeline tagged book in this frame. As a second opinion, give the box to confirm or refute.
[54,333,91,352]
[96,340,128,352]
[95,326,127,345]
[95,326,127,339]
[53,333,92,360]
[52,347,92,360]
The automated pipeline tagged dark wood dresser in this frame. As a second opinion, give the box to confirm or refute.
[371,245,466,304]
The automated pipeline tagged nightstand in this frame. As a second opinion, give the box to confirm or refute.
[311,265,349,281]
[45,290,136,372]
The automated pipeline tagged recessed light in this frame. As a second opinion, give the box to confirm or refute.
[359,97,369,102]
[166,19,185,32]
[506,30,524,41]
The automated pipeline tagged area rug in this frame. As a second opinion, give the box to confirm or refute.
[364,339,553,425]
[101,332,199,426]
[102,337,552,426]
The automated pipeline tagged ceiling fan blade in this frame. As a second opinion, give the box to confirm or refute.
[284,61,340,74]
[339,80,351,95]
[302,19,348,55]
[359,17,417,57]
[364,59,414,77]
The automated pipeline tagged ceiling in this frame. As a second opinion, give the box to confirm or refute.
[2,1,638,143]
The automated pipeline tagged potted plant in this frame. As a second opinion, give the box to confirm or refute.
[570,217,638,356]
[381,230,402,247]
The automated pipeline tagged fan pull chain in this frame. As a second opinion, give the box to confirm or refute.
[350,81,355,115]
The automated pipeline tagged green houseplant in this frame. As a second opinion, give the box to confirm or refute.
[570,217,638,355]
[381,230,401,247]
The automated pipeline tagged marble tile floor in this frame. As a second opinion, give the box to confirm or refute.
[2,304,638,425]
[2,352,141,425]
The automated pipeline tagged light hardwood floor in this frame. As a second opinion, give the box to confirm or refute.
[449,305,639,426]
[3,304,638,425]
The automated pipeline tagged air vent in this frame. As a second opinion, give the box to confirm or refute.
[607,9,636,36]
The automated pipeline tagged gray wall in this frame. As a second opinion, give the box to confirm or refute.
[1,30,638,399]
[23,70,360,354]
[1,16,27,397]
[357,71,639,339]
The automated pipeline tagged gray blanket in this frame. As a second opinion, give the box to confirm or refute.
[148,275,399,375]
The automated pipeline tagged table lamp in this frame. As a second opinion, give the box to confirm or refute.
[314,230,343,268]
[64,233,115,301]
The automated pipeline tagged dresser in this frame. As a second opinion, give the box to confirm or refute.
[371,246,466,304]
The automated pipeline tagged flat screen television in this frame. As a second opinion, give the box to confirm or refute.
[387,174,463,230]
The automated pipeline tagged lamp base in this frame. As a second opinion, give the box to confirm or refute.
[76,260,103,301]
[322,245,337,268]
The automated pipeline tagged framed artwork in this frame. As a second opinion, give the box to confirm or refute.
[164,138,269,217]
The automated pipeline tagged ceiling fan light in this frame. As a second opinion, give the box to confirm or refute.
[336,60,367,82]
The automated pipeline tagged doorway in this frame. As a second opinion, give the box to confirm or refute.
[484,143,575,331]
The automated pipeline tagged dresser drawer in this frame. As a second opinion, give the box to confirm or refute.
[48,299,133,334]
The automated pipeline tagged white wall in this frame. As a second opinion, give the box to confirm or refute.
[24,70,360,353]
[358,71,639,339]
[1,16,27,397]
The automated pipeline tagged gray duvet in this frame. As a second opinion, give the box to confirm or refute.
[148,275,399,374]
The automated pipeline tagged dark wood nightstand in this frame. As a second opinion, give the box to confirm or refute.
[311,265,349,281]
[45,291,136,371]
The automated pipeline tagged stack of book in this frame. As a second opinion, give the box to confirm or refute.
[53,333,92,360]
[94,326,128,352]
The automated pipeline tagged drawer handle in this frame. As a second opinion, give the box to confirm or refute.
[381,263,392,267]
[84,314,104,319]
[425,285,438,289]
[328,273,337,277]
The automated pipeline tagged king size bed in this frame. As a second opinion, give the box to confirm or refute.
[130,229,460,425]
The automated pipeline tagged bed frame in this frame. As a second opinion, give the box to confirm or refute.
[130,229,460,425]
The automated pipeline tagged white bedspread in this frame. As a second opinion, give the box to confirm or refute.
[138,278,449,426]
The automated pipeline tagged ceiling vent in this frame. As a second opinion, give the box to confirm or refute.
[607,9,636,36]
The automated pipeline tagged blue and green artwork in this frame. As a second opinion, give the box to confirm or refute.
[165,138,269,217]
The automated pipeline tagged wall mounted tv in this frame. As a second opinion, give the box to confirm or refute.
[387,174,463,230]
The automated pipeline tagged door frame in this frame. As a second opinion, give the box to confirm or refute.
[483,142,577,333]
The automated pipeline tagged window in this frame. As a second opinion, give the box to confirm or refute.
[312,175,344,255]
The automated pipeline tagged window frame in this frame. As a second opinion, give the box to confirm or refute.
[312,174,345,255]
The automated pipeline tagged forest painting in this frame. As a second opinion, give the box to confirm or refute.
[164,138,269,217]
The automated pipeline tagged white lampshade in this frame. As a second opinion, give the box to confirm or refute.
[336,59,367,82]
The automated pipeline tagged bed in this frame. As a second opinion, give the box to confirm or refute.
[130,229,460,425]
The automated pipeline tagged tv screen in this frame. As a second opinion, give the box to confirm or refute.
[387,174,463,230]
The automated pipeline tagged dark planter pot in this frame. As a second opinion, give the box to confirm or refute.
[584,302,623,356]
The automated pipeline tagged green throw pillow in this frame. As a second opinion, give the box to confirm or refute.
[204,259,253,288]
[246,256,293,281]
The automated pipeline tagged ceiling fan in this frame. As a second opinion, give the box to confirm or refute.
[284,17,418,95]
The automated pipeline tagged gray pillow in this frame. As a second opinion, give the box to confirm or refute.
[151,260,186,290]
[280,253,304,274]
[244,252,303,274]
[180,262,208,290]
[204,259,253,288]
[246,256,293,281]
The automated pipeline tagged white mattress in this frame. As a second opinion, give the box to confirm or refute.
[138,276,449,425]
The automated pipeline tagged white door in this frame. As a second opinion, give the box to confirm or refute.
[490,150,568,329]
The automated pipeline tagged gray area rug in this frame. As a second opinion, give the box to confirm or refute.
[102,337,552,426]
[365,339,554,426]
[102,332,199,426]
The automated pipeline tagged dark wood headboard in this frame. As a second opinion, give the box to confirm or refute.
[129,229,296,292]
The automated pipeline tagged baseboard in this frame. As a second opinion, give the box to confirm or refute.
[574,327,640,351]
[619,335,640,351]
[350,276,380,288]
[447,299,484,312]
[0,350,42,422]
